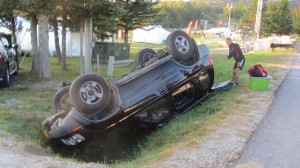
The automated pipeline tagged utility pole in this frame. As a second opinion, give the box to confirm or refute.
[227,3,233,29]
[255,0,263,39]
[84,3,93,74]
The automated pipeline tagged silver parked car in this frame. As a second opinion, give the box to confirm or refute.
[0,32,19,87]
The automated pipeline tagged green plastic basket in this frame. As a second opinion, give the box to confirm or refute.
[249,75,272,91]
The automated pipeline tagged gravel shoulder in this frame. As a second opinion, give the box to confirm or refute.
[0,130,103,168]
[0,53,295,168]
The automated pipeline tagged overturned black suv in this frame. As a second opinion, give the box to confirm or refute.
[42,30,214,145]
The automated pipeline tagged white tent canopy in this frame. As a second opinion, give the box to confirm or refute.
[132,25,170,44]
[0,27,11,34]
[205,27,232,37]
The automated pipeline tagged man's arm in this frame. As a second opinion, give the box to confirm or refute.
[235,44,244,62]
[227,47,233,59]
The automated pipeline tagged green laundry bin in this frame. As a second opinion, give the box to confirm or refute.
[249,75,272,91]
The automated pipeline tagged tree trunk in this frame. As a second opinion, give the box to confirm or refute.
[124,0,129,44]
[124,28,129,44]
[38,13,51,78]
[30,15,39,73]
[53,17,62,65]
[61,6,68,70]
[11,16,17,44]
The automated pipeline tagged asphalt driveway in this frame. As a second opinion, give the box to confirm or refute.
[235,53,300,168]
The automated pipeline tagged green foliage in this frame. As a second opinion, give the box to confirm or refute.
[262,2,278,36]
[239,0,257,28]
[155,1,225,29]
[292,7,300,36]
[117,0,160,43]
[92,1,125,40]
[262,0,293,36]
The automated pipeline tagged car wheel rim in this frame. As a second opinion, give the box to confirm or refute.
[142,53,153,62]
[61,93,72,110]
[79,81,104,105]
[175,36,189,53]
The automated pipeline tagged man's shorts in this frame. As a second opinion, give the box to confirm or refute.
[234,59,245,70]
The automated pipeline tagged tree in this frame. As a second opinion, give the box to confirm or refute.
[91,1,125,40]
[239,0,257,28]
[30,15,39,73]
[262,2,278,36]
[275,0,293,35]
[117,0,160,44]
[262,0,293,36]
[0,0,20,43]
[38,13,51,78]
[155,1,226,29]
[20,0,51,78]
[50,16,62,65]
[292,7,300,37]
[61,4,68,70]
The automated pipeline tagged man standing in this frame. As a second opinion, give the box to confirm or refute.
[226,37,245,86]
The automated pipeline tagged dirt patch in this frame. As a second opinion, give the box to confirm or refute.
[13,80,63,91]
[0,130,104,168]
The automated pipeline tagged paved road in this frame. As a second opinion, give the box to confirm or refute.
[235,53,300,168]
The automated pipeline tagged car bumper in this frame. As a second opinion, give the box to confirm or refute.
[0,63,7,80]
[42,108,93,139]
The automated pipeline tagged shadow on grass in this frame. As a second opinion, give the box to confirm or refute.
[41,91,225,164]
[43,125,156,164]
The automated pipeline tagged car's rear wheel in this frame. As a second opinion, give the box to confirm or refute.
[166,30,195,62]
[135,48,156,66]
[53,86,72,112]
[70,74,111,115]
[0,67,10,87]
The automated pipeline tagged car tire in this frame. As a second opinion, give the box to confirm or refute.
[135,48,156,66]
[70,74,111,114]
[53,86,72,112]
[0,67,10,87]
[166,30,195,62]
[62,80,72,87]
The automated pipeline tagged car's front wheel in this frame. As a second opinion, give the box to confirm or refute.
[166,30,195,62]
[53,86,72,112]
[70,74,111,115]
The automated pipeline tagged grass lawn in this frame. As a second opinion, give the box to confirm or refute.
[0,47,295,166]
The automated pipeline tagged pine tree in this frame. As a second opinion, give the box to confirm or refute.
[276,0,293,35]
[262,2,278,36]
[117,0,160,44]
[293,7,300,37]
[262,0,293,36]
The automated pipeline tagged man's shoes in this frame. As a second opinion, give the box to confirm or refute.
[233,83,239,87]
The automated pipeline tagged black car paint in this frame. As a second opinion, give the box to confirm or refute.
[43,44,214,144]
